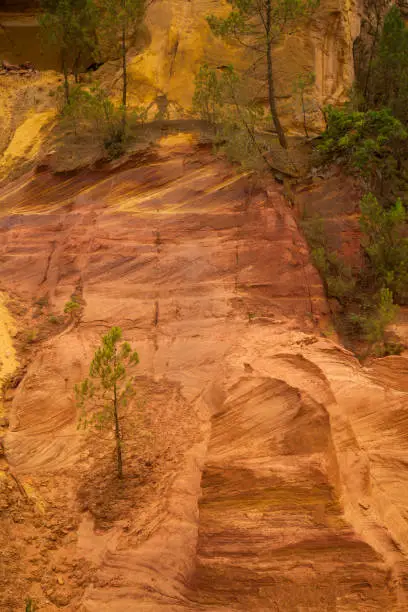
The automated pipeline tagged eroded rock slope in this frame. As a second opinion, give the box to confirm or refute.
[0,137,408,611]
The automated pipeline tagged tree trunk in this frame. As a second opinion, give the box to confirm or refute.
[73,51,82,84]
[121,4,127,134]
[364,13,381,103]
[265,0,287,149]
[113,382,123,478]
[61,50,70,103]
[301,92,309,138]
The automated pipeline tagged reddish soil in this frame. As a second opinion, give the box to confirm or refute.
[0,138,408,611]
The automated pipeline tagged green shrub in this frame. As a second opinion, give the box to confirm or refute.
[192,64,225,128]
[346,288,398,343]
[60,84,127,158]
[318,107,407,187]
[302,216,355,304]
[367,6,408,124]
[301,199,404,350]
[25,597,37,612]
[374,341,404,357]
[192,64,270,168]
[360,193,408,303]
[363,288,398,343]
[64,299,81,315]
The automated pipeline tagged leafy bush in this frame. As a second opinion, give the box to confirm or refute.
[192,64,225,128]
[367,6,408,124]
[60,84,127,158]
[360,193,408,303]
[192,64,269,168]
[374,341,404,357]
[318,107,407,188]
[302,196,406,349]
[301,216,355,303]
[345,288,398,344]
[363,287,398,343]
[64,298,81,314]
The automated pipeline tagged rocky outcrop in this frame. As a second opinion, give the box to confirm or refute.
[0,136,407,610]
[1,0,365,137]
[127,0,365,132]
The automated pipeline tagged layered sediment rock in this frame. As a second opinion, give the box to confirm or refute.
[0,137,407,610]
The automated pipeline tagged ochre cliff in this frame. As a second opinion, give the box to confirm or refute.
[1,136,408,610]
[0,0,363,161]
[99,0,364,133]
[131,0,363,131]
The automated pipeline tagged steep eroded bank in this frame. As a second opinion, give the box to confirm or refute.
[0,137,408,610]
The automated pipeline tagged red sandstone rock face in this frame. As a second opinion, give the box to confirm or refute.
[0,140,408,611]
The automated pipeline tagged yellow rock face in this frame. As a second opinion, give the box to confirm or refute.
[0,294,18,418]
[127,0,362,132]
[0,0,362,172]
[0,109,55,175]
[0,70,59,177]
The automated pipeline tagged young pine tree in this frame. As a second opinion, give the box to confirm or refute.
[76,326,140,479]
[39,0,97,102]
[207,0,319,149]
[192,63,225,129]
[97,0,148,133]
[293,72,315,138]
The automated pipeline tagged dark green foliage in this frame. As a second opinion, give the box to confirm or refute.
[35,295,49,309]
[97,0,146,62]
[303,193,408,349]
[76,327,139,478]
[301,216,355,303]
[318,107,407,191]
[40,0,148,137]
[367,6,408,123]
[306,7,408,352]
[347,287,398,344]
[373,341,404,357]
[64,297,81,314]
[319,8,408,204]
[359,193,408,303]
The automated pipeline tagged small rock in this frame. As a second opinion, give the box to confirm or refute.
[57,576,64,585]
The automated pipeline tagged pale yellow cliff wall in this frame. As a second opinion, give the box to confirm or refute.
[0,0,363,171]
[127,0,364,132]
